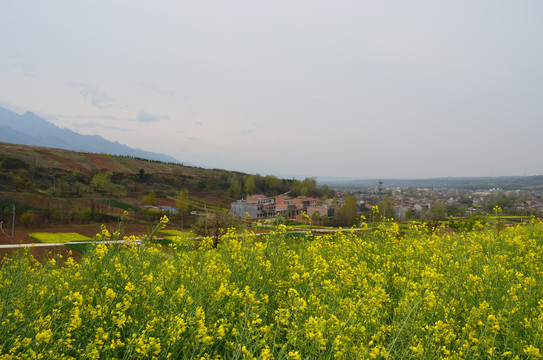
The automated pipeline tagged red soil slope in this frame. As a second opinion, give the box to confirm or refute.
[36,150,91,175]
[85,154,130,173]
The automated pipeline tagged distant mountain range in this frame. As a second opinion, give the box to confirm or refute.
[0,107,182,164]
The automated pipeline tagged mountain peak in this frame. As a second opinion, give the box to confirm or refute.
[0,106,182,164]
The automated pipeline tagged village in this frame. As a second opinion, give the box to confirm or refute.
[231,193,334,220]
[231,184,543,223]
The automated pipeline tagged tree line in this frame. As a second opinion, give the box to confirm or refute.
[228,174,335,199]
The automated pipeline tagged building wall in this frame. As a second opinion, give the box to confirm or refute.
[307,205,332,218]
[231,201,258,218]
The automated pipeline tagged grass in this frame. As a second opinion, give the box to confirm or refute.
[2,220,543,358]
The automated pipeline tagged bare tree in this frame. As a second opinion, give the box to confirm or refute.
[192,211,239,248]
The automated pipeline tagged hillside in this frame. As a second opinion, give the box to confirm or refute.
[0,142,222,185]
[0,142,248,225]
[0,142,326,228]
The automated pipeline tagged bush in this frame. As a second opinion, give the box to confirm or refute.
[1,157,29,170]
[19,211,36,228]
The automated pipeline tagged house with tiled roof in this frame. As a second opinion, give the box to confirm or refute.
[231,194,332,220]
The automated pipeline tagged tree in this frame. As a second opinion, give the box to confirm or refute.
[19,211,36,228]
[311,211,322,226]
[428,203,447,221]
[244,175,256,194]
[145,190,157,206]
[192,211,239,248]
[320,184,335,199]
[263,175,280,193]
[75,208,92,223]
[228,179,242,197]
[10,174,26,191]
[292,177,318,197]
[337,196,358,226]
[446,204,466,217]
[176,189,190,227]
[405,208,414,220]
[176,189,190,213]
[2,157,29,170]
[90,173,111,193]
[378,196,394,219]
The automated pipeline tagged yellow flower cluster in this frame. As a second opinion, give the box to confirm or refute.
[95,224,111,241]
[1,219,543,358]
[159,215,169,229]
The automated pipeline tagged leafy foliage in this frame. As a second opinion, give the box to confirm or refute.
[1,156,29,170]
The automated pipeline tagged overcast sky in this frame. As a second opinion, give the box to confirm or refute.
[1,1,542,179]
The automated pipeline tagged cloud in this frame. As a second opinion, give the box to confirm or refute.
[184,136,201,142]
[240,129,255,136]
[70,82,117,109]
[21,62,36,78]
[70,122,131,131]
[58,114,125,121]
[138,82,175,96]
[0,102,30,113]
[137,111,168,123]
[194,121,203,126]
[5,52,36,78]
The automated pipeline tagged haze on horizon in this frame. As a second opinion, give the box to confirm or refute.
[1,1,542,180]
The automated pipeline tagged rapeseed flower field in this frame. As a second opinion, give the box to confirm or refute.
[1,219,543,359]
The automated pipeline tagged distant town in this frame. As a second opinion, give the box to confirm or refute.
[232,181,543,225]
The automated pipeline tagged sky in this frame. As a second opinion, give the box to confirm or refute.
[1,1,543,179]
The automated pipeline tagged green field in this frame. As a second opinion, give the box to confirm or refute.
[28,232,92,243]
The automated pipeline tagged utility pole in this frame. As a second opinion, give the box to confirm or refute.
[378,179,385,219]
[11,205,15,244]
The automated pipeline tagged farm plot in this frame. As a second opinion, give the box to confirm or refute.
[28,232,92,243]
